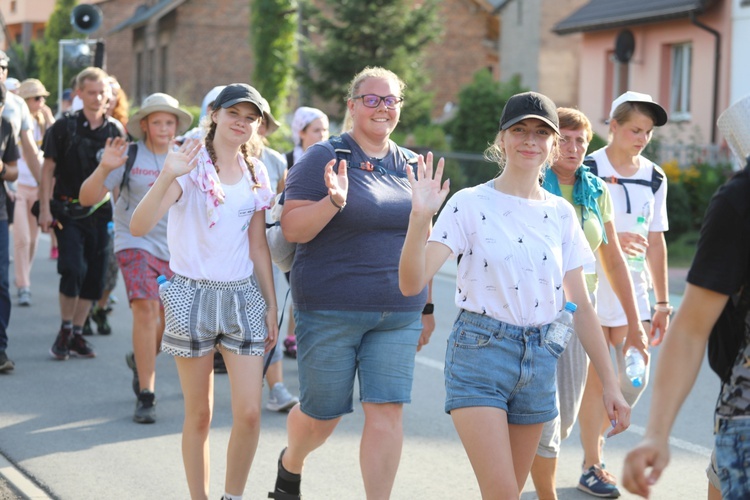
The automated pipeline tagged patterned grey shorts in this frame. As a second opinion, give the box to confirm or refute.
[161,274,267,358]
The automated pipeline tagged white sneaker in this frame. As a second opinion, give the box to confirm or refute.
[18,288,31,307]
[266,382,299,412]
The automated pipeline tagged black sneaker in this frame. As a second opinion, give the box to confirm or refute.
[214,351,227,374]
[125,352,140,396]
[268,448,302,499]
[133,389,156,424]
[50,328,72,360]
[91,306,112,335]
[82,316,94,336]
[69,334,96,358]
[0,350,14,373]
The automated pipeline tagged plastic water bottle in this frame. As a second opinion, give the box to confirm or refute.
[628,216,648,272]
[625,346,646,388]
[157,275,170,295]
[546,302,577,352]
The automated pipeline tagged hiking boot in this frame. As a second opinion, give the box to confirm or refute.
[0,351,14,373]
[133,389,156,424]
[214,351,227,374]
[91,306,112,335]
[283,336,297,359]
[266,383,299,412]
[82,316,94,336]
[18,288,31,307]
[50,328,72,360]
[69,334,96,358]
[578,465,621,498]
[125,352,140,396]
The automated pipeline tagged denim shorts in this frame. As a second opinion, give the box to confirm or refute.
[715,416,750,499]
[294,309,422,420]
[444,310,559,425]
[161,274,267,358]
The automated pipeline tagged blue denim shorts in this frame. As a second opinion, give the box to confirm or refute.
[294,309,422,420]
[715,416,750,499]
[444,310,559,425]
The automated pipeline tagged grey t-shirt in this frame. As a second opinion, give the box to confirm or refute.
[104,141,169,261]
[284,134,427,312]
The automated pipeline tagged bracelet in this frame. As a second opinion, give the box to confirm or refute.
[654,304,674,314]
[656,301,669,305]
[329,194,346,212]
[265,306,278,311]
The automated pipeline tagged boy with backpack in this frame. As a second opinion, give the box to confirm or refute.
[622,95,750,500]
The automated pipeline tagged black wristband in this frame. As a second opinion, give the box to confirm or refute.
[422,303,434,315]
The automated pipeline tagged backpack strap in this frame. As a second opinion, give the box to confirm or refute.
[118,143,140,193]
[329,135,417,179]
[583,156,664,214]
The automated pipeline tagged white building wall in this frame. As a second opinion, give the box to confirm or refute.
[499,0,541,88]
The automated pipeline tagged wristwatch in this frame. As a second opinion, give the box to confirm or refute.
[422,303,434,315]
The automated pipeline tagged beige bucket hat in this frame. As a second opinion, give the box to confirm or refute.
[717,95,750,162]
[18,79,50,99]
[127,93,193,140]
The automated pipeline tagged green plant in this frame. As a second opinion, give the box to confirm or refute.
[586,132,607,155]
[36,0,83,104]
[667,229,700,268]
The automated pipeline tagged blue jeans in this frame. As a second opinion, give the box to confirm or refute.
[0,220,10,351]
[715,416,750,499]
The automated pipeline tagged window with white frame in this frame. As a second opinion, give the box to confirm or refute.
[670,43,692,120]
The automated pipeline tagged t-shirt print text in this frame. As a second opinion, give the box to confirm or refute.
[239,207,255,231]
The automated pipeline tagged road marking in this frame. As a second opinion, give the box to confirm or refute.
[0,453,52,499]
[416,356,713,458]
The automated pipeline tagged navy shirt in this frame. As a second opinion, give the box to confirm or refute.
[284,134,427,312]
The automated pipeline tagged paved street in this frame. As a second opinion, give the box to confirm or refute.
[0,234,718,499]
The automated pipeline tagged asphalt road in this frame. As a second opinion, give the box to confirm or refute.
[0,235,718,499]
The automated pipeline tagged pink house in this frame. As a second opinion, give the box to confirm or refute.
[555,0,732,155]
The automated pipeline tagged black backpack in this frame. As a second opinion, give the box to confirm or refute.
[583,156,664,214]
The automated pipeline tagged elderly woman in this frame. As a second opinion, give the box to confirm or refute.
[530,107,648,499]
[269,67,434,500]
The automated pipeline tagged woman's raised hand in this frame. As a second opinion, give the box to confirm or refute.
[324,159,348,208]
[407,152,449,216]
[163,138,202,178]
[99,137,129,172]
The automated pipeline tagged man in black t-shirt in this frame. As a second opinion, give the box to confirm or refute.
[622,96,750,499]
[39,67,125,360]
[0,83,20,373]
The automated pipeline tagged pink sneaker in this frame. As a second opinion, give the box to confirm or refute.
[50,247,59,260]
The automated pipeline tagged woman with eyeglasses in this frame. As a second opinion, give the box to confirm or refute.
[13,79,53,307]
[268,67,434,500]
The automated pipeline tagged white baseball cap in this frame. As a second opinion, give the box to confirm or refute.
[610,91,668,126]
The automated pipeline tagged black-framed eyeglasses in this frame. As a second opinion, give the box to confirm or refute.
[352,94,403,109]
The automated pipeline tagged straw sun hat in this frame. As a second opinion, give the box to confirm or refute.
[18,78,49,99]
[127,93,193,140]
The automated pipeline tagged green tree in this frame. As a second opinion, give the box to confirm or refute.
[9,41,41,80]
[299,0,440,130]
[37,0,84,104]
[250,0,297,120]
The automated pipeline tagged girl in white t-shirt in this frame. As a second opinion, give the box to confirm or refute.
[131,83,278,500]
[578,91,671,490]
[399,92,630,499]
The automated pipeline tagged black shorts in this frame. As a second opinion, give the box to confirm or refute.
[54,213,111,300]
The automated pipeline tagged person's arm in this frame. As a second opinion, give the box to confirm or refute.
[563,266,631,436]
[0,160,18,182]
[248,210,278,352]
[622,283,727,498]
[399,153,451,296]
[281,159,347,243]
[79,137,128,206]
[598,220,649,359]
[19,129,42,184]
[38,157,56,232]
[647,231,670,344]
[130,139,201,236]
